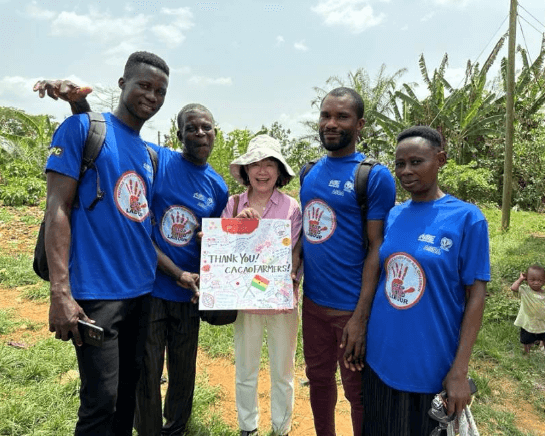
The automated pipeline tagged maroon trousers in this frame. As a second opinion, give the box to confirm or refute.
[302,296,364,436]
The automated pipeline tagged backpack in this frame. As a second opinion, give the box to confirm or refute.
[299,155,378,250]
[33,112,158,281]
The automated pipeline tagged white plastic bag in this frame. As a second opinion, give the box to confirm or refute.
[446,406,479,436]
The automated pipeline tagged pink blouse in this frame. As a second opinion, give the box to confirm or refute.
[222,188,302,315]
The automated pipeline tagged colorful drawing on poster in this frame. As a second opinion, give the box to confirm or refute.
[199,218,294,311]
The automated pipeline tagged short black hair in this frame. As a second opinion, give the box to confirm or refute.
[123,51,169,79]
[239,157,292,188]
[527,264,545,277]
[177,103,215,131]
[397,126,444,150]
[321,87,364,119]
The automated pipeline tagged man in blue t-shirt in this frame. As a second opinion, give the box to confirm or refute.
[43,51,169,436]
[133,104,228,436]
[294,87,396,436]
[37,80,228,434]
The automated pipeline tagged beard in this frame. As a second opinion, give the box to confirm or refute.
[319,128,354,152]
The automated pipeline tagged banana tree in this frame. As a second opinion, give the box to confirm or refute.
[303,64,408,159]
[0,107,58,169]
[376,34,509,165]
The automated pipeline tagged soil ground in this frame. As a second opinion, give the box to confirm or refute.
[2,206,545,435]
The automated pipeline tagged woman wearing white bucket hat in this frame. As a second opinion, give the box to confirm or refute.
[222,134,302,436]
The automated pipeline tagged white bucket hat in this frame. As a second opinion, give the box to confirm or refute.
[229,134,295,186]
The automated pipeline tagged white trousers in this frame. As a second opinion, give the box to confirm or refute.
[234,310,299,434]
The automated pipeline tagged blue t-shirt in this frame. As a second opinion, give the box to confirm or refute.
[366,195,490,394]
[151,147,229,302]
[45,113,157,300]
[300,153,396,310]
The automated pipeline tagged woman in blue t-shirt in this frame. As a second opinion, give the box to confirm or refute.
[363,126,490,435]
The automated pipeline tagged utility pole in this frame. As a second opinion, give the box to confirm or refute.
[501,0,517,231]
[158,131,161,147]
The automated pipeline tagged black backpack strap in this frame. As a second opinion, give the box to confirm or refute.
[354,157,379,250]
[81,112,107,211]
[299,158,319,186]
[81,112,106,175]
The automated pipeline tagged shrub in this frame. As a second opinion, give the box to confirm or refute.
[0,177,46,206]
[1,160,44,180]
[0,158,46,206]
[440,160,496,204]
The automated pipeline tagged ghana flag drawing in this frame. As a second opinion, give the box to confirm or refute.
[250,275,270,292]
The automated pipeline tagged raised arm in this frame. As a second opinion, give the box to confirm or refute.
[33,80,92,114]
[341,219,384,371]
[510,272,526,293]
[45,171,91,346]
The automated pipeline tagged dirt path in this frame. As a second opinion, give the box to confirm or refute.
[197,351,353,435]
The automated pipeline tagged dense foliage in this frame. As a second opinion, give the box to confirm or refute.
[1,39,545,209]
[0,107,53,205]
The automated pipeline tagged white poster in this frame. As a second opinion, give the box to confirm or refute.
[199,218,293,310]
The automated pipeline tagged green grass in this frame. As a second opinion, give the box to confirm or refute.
[471,206,545,435]
[0,251,36,288]
[185,372,239,436]
[19,213,42,226]
[484,207,545,293]
[0,207,14,224]
[0,309,18,335]
[0,309,240,436]
[198,322,236,360]
[0,338,80,435]
[2,204,545,434]
[21,281,50,300]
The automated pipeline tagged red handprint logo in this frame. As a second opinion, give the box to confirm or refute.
[170,211,191,240]
[160,206,197,247]
[307,206,328,238]
[126,179,143,215]
[390,261,415,299]
[304,200,336,244]
[384,253,425,310]
[114,172,149,222]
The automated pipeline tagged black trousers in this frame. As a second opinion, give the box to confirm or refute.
[134,297,200,436]
[74,295,151,436]
[361,363,440,436]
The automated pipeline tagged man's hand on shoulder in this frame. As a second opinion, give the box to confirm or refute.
[33,80,92,102]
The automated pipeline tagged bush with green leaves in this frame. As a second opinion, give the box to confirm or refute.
[511,118,545,212]
[0,160,46,206]
[439,160,496,205]
[0,107,51,206]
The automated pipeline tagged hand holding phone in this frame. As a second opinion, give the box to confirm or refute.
[77,320,104,347]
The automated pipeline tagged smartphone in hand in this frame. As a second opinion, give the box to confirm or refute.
[78,320,104,347]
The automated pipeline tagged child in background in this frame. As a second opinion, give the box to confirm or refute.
[510,264,545,354]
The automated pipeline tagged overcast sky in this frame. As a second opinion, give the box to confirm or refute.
[1,0,544,144]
